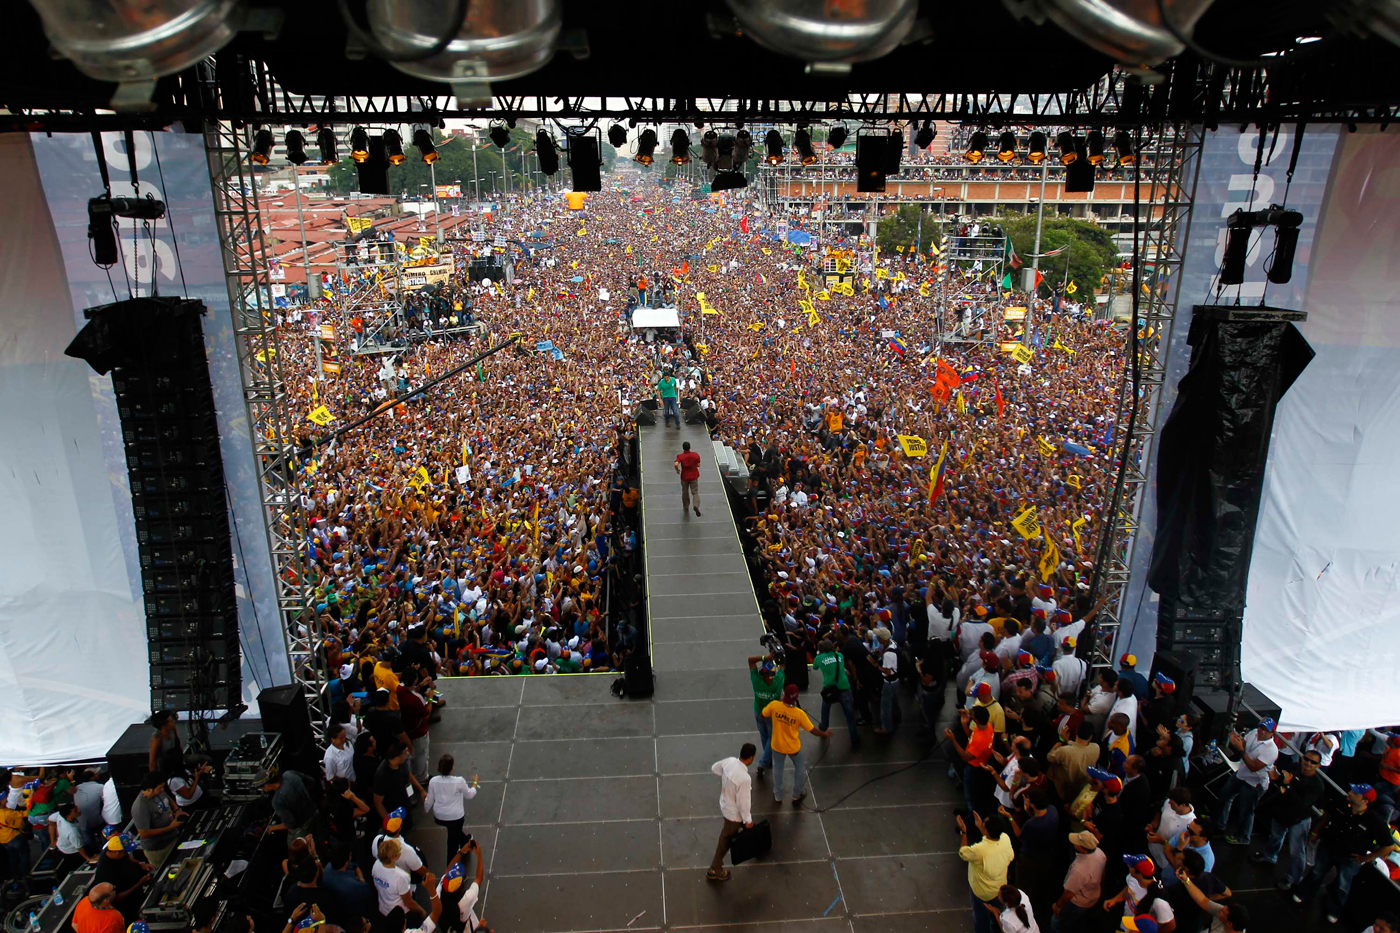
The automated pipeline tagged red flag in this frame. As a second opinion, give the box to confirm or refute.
[994,381,1006,419]
[935,359,962,390]
[1034,270,1045,289]
[680,259,690,276]
[790,358,796,377]
[740,215,750,234]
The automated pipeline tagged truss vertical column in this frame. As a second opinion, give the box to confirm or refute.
[1089,124,1205,666]
[204,112,325,729]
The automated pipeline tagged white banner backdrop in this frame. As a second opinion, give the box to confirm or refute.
[0,134,154,762]
[1241,126,1400,729]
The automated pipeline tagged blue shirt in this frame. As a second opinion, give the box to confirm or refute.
[320,866,376,926]
[1339,729,1365,757]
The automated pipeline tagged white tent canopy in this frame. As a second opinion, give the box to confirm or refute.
[631,306,679,329]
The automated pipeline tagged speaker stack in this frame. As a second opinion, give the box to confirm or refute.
[67,297,240,718]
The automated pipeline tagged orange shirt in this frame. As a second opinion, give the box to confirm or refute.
[965,723,995,767]
[1382,748,1400,786]
[72,900,124,933]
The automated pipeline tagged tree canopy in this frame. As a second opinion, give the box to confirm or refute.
[875,204,943,256]
[996,212,1118,298]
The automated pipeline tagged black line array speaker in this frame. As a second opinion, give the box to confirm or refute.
[66,297,240,716]
[1149,649,1198,716]
[633,404,656,426]
[257,684,317,772]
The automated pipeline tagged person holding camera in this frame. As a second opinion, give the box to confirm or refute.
[748,651,785,777]
[440,838,490,933]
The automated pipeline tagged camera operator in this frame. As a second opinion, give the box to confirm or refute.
[748,649,784,778]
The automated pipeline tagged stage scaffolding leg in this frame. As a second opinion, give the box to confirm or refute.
[1088,123,1205,669]
[203,110,324,729]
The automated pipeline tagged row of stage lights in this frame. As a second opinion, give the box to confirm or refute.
[963,129,1138,167]
[248,125,442,167]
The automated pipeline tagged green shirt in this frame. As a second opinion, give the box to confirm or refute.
[658,376,678,399]
[556,655,581,673]
[751,668,785,713]
[813,651,849,691]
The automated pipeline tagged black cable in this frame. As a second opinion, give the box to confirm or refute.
[336,0,470,63]
[151,134,190,300]
[801,741,944,814]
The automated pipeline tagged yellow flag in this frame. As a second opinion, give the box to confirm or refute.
[808,306,821,327]
[410,466,431,492]
[1071,515,1089,551]
[817,289,831,301]
[527,287,535,301]
[707,264,719,273]
[928,242,941,256]
[424,359,430,376]
[308,405,335,426]
[1009,344,1034,365]
[1039,530,1061,582]
[746,322,764,331]
[1011,506,1042,540]
[1053,337,1076,356]
[1038,436,1056,456]
[895,245,904,253]
[576,226,586,237]
[797,269,809,291]
[919,282,930,297]
[1066,280,1078,295]
[625,245,632,255]
[762,248,772,255]
[876,268,889,280]
[956,391,966,414]
[1067,474,1083,490]
[461,439,469,466]
[896,435,928,458]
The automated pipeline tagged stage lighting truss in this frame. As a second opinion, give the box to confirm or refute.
[701,130,719,167]
[202,112,321,737]
[1113,129,1137,165]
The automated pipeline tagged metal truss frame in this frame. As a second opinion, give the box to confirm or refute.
[202,67,325,730]
[1087,123,1205,668]
[8,59,1400,134]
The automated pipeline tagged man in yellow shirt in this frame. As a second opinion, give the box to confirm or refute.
[375,648,402,710]
[762,684,832,806]
[958,811,1015,933]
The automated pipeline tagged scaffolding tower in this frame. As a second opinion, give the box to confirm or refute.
[1087,123,1205,669]
[937,233,1009,348]
[202,66,323,730]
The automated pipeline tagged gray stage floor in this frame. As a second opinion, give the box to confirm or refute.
[404,421,973,933]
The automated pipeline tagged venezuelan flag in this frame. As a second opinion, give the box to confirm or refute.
[928,440,950,500]
[889,337,908,356]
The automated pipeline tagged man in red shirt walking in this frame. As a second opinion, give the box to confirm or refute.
[674,442,702,518]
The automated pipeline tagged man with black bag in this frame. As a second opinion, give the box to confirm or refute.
[708,743,757,882]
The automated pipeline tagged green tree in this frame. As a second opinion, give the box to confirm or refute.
[996,213,1117,298]
[875,204,942,255]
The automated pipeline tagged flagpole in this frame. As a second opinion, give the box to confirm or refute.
[1023,157,1048,346]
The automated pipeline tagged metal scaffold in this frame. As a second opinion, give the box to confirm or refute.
[1088,123,1205,668]
[202,74,324,729]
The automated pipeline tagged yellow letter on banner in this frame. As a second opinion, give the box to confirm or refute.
[896,435,928,458]
[1011,506,1042,540]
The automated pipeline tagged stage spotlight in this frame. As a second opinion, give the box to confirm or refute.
[1057,131,1079,165]
[356,136,390,195]
[1027,131,1047,164]
[317,127,339,164]
[1114,130,1136,165]
[283,130,308,166]
[1086,130,1106,165]
[670,128,691,164]
[634,129,658,165]
[997,131,1018,162]
[569,134,602,191]
[828,125,848,149]
[711,170,748,191]
[608,124,627,147]
[966,130,987,164]
[855,132,888,192]
[733,129,752,165]
[701,131,719,168]
[1064,139,1095,193]
[885,130,902,175]
[383,129,406,165]
[413,128,438,163]
[535,129,559,175]
[250,127,273,165]
[914,120,935,149]
[764,130,784,164]
[489,124,510,148]
[794,127,817,165]
[350,126,369,163]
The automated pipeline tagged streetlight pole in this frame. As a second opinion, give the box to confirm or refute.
[489,171,497,196]
[1023,157,1049,345]
[290,163,320,380]
[430,160,442,243]
[472,144,480,203]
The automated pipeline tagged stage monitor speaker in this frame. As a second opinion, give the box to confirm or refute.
[256,684,314,755]
[639,399,659,411]
[622,656,654,698]
[633,404,656,426]
[1150,649,1198,716]
[684,405,708,424]
[680,397,697,411]
[1189,683,1282,743]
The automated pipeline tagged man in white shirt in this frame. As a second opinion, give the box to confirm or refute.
[1106,679,1139,743]
[1052,636,1088,698]
[708,744,756,882]
[1215,718,1280,845]
[323,724,356,782]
